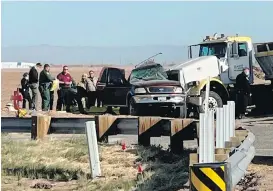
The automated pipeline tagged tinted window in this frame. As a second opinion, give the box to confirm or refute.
[108,68,124,83]
[238,43,247,57]
[257,44,267,52]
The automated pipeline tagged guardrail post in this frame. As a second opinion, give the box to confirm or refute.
[216,107,224,148]
[207,110,215,162]
[138,117,161,146]
[31,115,51,140]
[199,113,205,163]
[223,105,229,143]
[170,118,194,154]
[95,115,118,142]
[227,101,235,137]
[85,121,101,179]
[189,162,232,191]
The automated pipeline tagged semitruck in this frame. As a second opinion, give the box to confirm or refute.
[166,33,273,116]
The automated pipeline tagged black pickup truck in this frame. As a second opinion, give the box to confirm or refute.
[96,63,187,117]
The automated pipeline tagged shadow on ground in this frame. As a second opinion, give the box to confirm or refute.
[252,156,273,166]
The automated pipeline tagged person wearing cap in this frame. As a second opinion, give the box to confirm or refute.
[28,62,43,110]
[39,64,55,111]
[20,72,32,109]
[235,67,251,119]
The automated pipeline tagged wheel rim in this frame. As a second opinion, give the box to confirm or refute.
[202,97,218,113]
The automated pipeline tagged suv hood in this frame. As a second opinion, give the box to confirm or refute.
[131,80,180,87]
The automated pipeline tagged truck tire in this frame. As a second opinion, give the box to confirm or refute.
[198,91,223,113]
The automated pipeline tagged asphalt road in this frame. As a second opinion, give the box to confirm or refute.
[237,116,273,157]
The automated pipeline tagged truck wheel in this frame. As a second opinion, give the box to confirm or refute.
[198,91,223,113]
[128,97,138,116]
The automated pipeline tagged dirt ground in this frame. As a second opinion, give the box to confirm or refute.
[1,66,134,112]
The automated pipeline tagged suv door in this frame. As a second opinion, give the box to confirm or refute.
[103,68,131,106]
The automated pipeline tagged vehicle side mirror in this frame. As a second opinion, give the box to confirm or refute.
[231,41,239,58]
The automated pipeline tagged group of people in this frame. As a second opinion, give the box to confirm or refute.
[19,63,252,118]
[19,63,102,114]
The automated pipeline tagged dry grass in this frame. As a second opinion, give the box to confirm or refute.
[1,135,191,191]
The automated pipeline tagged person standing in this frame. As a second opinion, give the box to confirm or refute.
[56,65,73,111]
[87,70,98,108]
[235,67,251,119]
[20,72,32,109]
[39,64,55,111]
[28,63,42,110]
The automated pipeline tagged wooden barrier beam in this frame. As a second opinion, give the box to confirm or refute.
[235,130,248,137]
[189,153,199,166]
[170,118,194,154]
[215,148,231,154]
[95,115,118,142]
[215,154,229,162]
[189,153,229,165]
[138,117,161,146]
[31,115,51,140]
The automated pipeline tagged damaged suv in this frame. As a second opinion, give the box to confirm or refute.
[96,62,187,117]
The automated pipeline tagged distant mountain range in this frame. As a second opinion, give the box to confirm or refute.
[1,45,199,65]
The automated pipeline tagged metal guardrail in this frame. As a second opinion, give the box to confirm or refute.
[225,132,256,187]
[1,117,138,135]
[190,101,256,191]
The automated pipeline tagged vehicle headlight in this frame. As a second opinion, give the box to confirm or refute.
[174,87,183,93]
[134,88,146,94]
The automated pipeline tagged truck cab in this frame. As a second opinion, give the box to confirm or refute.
[167,33,273,115]
[96,63,187,117]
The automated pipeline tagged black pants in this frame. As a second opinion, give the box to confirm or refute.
[96,90,103,107]
[21,91,32,109]
[50,91,54,110]
[236,92,249,116]
[87,91,96,109]
[57,88,69,111]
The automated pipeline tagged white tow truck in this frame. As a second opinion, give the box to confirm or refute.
[166,33,273,116]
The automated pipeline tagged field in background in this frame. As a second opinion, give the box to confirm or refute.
[1,66,134,111]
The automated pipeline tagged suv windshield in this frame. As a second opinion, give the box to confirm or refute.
[130,64,168,83]
[199,42,227,59]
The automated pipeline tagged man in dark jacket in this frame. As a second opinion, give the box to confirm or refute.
[20,72,32,109]
[39,64,55,111]
[235,67,251,119]
[28,63,42,110]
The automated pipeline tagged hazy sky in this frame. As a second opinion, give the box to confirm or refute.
[2,1,273,47]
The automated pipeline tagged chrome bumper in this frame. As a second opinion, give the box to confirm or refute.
[133,94,185,105]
